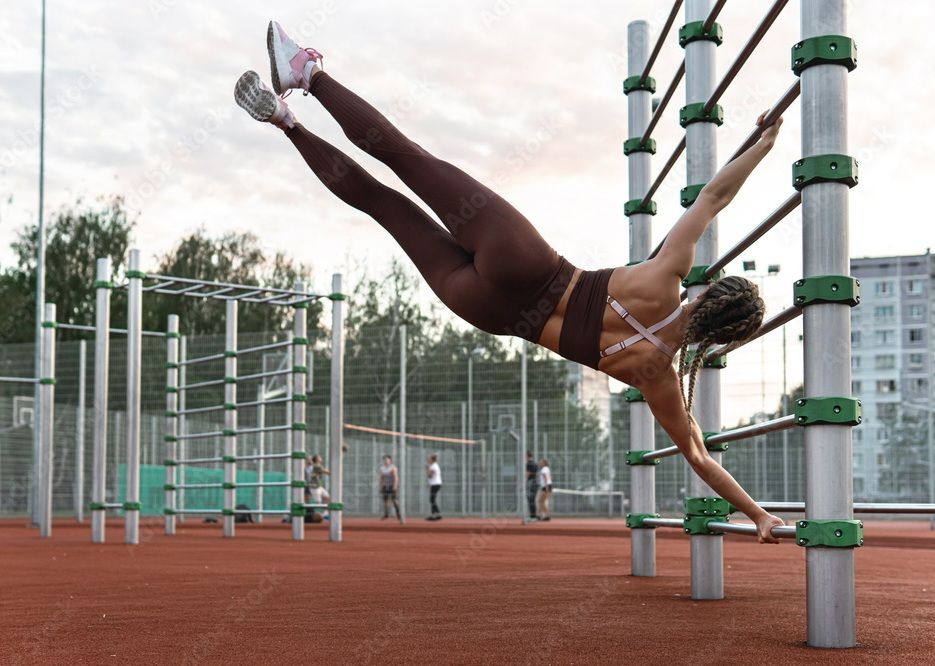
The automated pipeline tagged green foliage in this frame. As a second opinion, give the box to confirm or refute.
[141,229,322,336]
[0,197,134,342]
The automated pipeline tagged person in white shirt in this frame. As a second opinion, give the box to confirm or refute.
[426,454,443,521]
[536,458,553,521]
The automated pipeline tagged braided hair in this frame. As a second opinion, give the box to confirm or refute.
[676,276,765,418]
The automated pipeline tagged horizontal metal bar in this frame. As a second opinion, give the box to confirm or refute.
[759,502,935,515]
[235,425,292,436]
[705,415,798,446]
[642,518,684,529]
[728,81,801,163]
[706,521,797,539]
[237,339,292,356]
[56,323,166,337]
[233,481,291,488]
[706,192,802,276]
[179,378,226,391]
[639,0,682,85]
[703,0,788,113]
[176,430,224,441]
[302,503,332,510]
[177,404,225,416]
[641,61,685,146]
[707,305,801,360]
[174,483,224,490]
[234,452,293,462]
[136,274,328,300]
[180,352,225,366]
[230,396,292,410]
[171,509,223,515]
[174,457,224,465]
[237,368,291,383]
[643,415,798,462]
[0,376,38,384]
[230,509,290,515]
[640,136,686,209]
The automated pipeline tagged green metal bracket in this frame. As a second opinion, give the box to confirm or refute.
[791,35,857,75]
[290,451,308,460]
[290,480,308,489]
[292,337,309,345]
[794,397,862,426]
[163,435,178,443]
[222,429,236,437]
[90,502,108,511]
[165,331,180,339]
[163,508,178,515]
[165,410,178,418]
[793,275,860,307]
[795,519,864,548]
[222,455,237,463]
[292,301,309,309]
[680,183,707,208]
[702,432,729,452]
[623,387,644,403]
[292,365,308,374]
[792,154,858,191]
[624,137,657,156]
[624,198,657,217]
[623,74,656,95]
[684,496,734,517]
[685,348,727,369]
[41,321,57,329]
[93,280,114,289]
[681,265,723,288]
[679,102,724,128]
[224,403,237,411]
[679,20,723,47]
[222,482,237,490]
[164,362,179,369]
[163,459,178,467]
[626,513,660,529]
[223,377,236,384]
[327,502,344,511]
[165,386,178,394]
[39,378,56,385]
[125,270,146,279]
[291,423,307,431]
[224,350,237,358]
[290,503,306,517]
[291,394,308,402]
[163,484,177,491]
[625,450,659,466]
[122,502,142,511]
[327,293,346,301]
[221,508,236,516]
[683,516,727,535]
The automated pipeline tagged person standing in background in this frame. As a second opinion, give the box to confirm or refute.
[536,458,552,522]
[525,451,539,521]
[426,454,443,521]
[379,455,403,523]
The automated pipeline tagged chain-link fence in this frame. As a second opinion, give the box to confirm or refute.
[0,324,931,522]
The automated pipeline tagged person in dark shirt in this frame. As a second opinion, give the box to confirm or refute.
[525,451,539,521]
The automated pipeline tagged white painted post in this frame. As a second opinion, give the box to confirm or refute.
[124,249,142,545]
[91,258,111,543]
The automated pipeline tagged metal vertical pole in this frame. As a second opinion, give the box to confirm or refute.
[91,258,111,543]
[165,316,179,535]
[177,337,187,521]
[291,284,308,541]
[38,303,55,537]
[627,19,657,577]
[329,274,346,541]
[800,0,856,647]
[256,385,265,523]
[399,324,407,523]
[460,402,467,516]
[783,327,790,501]
[124,249,142,545]
[467,354,473,514]
[75,339,86,523]
[684,0,723,599]
[223,300,238,538]
[519,342,527,522]
[31,0,48,530]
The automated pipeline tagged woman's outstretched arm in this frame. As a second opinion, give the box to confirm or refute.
[655,113,784,279]
[640,368,786,543]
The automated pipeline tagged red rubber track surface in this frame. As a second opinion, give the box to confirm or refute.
[1,517,933,665]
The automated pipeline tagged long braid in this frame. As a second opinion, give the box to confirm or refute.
[678,276,765,420]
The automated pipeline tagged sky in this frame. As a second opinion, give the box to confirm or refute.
[1,0,933,424]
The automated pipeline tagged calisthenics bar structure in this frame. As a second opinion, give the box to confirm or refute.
[624,0,860,648]
[89,249,347,545]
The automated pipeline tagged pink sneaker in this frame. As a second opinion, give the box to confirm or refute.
[267,20,324,95]
[234,71,295,130]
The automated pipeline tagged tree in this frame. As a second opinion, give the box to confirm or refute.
[141,229,322,337]
[0,197,134,342]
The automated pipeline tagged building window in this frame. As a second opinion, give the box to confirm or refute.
[908,353,925,369]
[909,329,925,343]
[876,379,897,394]
[851,356,861,370]
[873,305,895,321]
[874,355,896,370]
[906,279,924,295]
[877,402,898,419]
[875,330,895,346]
[851,380,862,394]
[908,304,925,319]
[909,378,928,395]
[851,330,861,346]
[854,430,862,443]
[874,281,893,295]
[877,451,886,463]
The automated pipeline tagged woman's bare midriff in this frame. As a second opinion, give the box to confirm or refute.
[537,263,686,386]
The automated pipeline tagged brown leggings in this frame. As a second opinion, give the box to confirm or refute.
[285,74,574,341]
